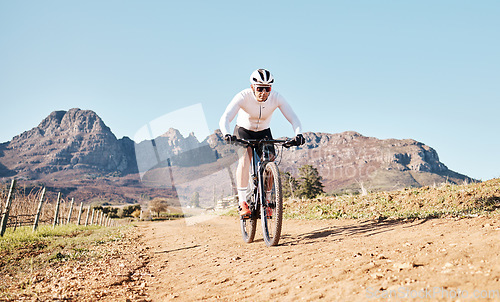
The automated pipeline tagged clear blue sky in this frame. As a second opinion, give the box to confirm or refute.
[0,1,499,181]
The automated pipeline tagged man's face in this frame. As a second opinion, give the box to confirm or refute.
[252,85,271,102]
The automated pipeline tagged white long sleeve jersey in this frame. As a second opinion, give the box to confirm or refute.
[219,88,302,136]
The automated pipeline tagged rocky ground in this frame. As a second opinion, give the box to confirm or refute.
[1,227,151,302]
[4,214,500,301]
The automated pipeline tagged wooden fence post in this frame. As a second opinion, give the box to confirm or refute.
[66,198,75,224]
[53,193,61,228]
[77,202,83,225]
[99,212,104,226]
[33,187,46,232]
[90,209,95,225]
[85,206,91,226]
[0,179,17,237]
[13,216,18,231]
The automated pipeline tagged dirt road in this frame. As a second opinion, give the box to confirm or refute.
[136,215,500,301]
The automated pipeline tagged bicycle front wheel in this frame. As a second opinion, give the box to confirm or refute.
[261,162,283,247]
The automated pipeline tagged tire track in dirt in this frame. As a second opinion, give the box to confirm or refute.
[137,215,500,301]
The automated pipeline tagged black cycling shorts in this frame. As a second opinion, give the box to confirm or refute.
[233,125,276,158]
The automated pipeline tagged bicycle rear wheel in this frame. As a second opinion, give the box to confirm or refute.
[240,186,257,243]
[241,217,257,243]
[261,162,283,247]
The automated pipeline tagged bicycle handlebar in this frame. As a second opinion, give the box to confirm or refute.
[231,137,296,148]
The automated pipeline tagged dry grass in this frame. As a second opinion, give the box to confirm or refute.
[284,178,500,220]
[0,223,126,298]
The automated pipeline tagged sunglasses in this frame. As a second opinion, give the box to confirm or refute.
[255,86,271,92]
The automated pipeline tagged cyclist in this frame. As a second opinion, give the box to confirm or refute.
[219,68,305,217]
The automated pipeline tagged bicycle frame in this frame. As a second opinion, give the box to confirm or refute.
[235,138,291,218]
[249,143,265,217]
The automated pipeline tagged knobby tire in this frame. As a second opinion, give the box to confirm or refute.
[240,184,257,243]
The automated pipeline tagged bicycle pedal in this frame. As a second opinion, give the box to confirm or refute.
[239,206,251,218]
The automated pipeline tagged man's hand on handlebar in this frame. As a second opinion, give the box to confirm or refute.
[224,134,304,147]
[224,134,237,144]
[282,134,305,147]
[293,134,305,146]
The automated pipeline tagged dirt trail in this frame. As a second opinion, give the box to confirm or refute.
[136,215,500,301]
[10,215,499,301]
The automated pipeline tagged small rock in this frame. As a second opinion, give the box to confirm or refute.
[371,273,384,279]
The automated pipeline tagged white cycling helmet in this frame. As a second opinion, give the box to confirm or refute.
[250,69,274,86]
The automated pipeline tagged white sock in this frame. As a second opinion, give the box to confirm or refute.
[237,187,248,205]
[266,190,272,201]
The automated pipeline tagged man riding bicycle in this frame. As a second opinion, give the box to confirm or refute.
[219,69,305,217]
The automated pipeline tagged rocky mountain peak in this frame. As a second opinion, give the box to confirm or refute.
[159,128,200,144]
[12,108,112,144]
[160,128,183,140]
[40,108,109,134]
[3,108,136,178]
[154,128,200,152]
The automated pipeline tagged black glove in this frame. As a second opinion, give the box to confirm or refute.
[224,134,236,144]
[293,134,305,146]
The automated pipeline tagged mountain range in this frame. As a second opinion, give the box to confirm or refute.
[0,108,474,205]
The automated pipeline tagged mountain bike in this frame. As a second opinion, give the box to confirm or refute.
[232,137,295,247]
